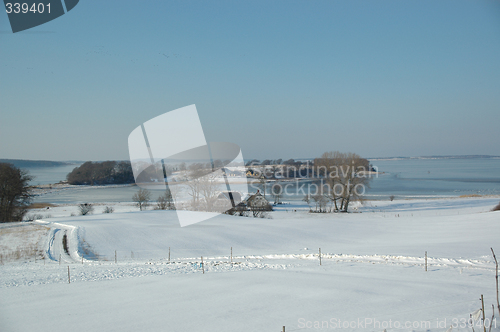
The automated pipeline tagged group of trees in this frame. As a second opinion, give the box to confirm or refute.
[66,161,134,185]
[132,187,175,211]
[312,151,371,212]
[251,152,372,212]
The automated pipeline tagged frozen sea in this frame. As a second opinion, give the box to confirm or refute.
[26,158,500,204]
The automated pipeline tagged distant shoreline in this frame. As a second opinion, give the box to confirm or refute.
[2,155,499,168]
[0,159,75,168]
[368,155,500,161]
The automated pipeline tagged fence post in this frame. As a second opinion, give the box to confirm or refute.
[283,326,285,332]
[319,248,322,266]
[67,266,70,284]
[481,294,486,332]
[201,256,204,274]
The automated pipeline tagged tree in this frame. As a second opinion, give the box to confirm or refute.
[0,163,33,222]
[271,182,283,204]
[314,151,371,212]
[133,188,151,211]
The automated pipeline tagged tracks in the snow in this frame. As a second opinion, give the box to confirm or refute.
[35,221,495,272]
[37,221,83,263]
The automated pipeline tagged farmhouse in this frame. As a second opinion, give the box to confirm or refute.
[225,190,272,216]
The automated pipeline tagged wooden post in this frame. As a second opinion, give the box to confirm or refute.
[283,326,285,332]
[481,294,486,332]
[425,251,427,272]
[168,247,170,263]
[319,248,322,266]
[231,247,233,263]
[201,256,204,274]
[67,266,70,284]
[491,248,500,317]
[490,304,495,332]
[115,250,117,264]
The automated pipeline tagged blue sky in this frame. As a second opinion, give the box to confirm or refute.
[1,0,499,161]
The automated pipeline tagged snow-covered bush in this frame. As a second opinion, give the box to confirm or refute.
[78,203,94,216]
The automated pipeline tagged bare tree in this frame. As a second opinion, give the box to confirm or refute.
[314,151,371,212]
[182,166,204,211]
[271,182,283,204]
[303,194,312,212]
[313,194,329,212]
[198,172,222,212]
[0,163,33,222]
[256,166,268,199]
[133,188,151,211]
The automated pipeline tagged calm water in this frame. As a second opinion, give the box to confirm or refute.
[27,158,500,203]
[28,164,80,185]
[367,158,500,199]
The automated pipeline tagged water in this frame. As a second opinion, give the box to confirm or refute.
[28,164,80,185]
[367,158,500,199]
[26,158,500,203]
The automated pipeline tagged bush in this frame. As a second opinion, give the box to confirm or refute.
[103,206,115,214]
[78,203,94,216]
[154,190,175,210]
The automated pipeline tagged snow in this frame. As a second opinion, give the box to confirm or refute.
[1,197,500,332]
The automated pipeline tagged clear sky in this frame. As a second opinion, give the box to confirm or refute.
[1,0,499,161]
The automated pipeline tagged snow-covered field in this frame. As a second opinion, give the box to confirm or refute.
[1,197,499,332]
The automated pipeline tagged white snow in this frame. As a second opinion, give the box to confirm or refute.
[1,196,499,332]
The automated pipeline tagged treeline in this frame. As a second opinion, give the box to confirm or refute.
[245,158,303,167]
[66,161,134,185]
[0,159,70,168]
